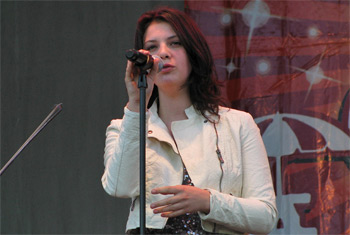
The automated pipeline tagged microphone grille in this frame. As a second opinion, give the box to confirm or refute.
[152,55,164,72]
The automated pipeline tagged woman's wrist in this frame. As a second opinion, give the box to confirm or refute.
[201,189,211,214]
[126,101,140,112]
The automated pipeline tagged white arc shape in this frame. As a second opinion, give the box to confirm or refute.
[152,55,164,72]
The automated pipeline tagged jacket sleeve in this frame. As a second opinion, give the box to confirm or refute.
[199,112,278,234]
[101,107,146,198]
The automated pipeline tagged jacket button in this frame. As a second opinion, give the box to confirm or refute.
[148,130,153,134]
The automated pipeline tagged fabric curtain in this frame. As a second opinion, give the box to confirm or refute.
[185,0,349,234]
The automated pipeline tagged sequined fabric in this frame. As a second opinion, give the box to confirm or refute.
[128,166,213,234]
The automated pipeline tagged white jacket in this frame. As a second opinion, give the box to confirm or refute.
[102,103,278,234]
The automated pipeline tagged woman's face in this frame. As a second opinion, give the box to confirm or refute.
[143,21,192,95]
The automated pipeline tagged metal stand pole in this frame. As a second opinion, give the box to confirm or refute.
[0,103,63,176]
[138,72,147,234]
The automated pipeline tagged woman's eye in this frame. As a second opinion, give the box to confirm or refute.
[146,45,157,51]
[171,41,181,46]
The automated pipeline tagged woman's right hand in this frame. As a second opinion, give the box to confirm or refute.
[125,49,161,112]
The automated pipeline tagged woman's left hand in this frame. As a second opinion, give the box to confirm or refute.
[150,185,210,217]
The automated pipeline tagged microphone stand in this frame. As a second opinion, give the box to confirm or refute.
[125,49,157,234]
[138,70,147,235]
[0,103,63,176]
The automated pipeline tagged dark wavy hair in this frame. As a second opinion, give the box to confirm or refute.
[134,7,224,120]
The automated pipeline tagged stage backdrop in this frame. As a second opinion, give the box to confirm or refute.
[185,0,349,234]
[0,1,183,234]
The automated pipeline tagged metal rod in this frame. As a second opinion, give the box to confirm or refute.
[0,103,63,176]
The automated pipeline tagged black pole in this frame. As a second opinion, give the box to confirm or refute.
[125,49,153,234]
[138,72,147,235]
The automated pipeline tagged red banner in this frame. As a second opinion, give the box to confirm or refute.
[185,0,350,234]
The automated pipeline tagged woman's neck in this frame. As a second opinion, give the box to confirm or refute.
[157,89,192,132]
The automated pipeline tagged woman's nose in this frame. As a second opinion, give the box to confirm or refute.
[158,44,170,59]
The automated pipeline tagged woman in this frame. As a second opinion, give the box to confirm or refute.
[102,7,277,234]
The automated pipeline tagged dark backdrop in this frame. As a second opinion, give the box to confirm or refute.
[0,1,183,234]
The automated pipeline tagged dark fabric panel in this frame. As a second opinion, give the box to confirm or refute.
[0,1,183,234]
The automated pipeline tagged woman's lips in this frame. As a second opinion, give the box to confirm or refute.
[161,63,174,73]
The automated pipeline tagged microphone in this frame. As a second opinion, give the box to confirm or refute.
[125,49,163,72]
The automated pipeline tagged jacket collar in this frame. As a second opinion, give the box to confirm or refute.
[149,100,200,120]
[147,101,203,153]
